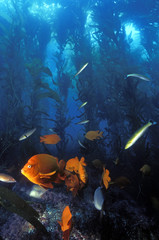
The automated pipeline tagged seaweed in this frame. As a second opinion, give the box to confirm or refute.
[0,186,48,236]
[36,90,61,103]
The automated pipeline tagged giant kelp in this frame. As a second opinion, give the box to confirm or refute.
[0,1,159,239]
[0,186,48,235]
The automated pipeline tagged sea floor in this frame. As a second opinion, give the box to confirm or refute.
[0,178,159,240]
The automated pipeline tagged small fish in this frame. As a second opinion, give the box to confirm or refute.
[65,156,87,184]
[79,101,88,109]
[65,173,80,196]
[94,186,105,222]
[126,73,150,81]
[21,154,65,189]
[110,176,131,189]
[102,168,111,190]
[28,185,47,199]
[85,130,103,141]
[92,159,103,169]
[113,157,119,165]
[140,164,151,176]
[0,173,16,183]
[19,128,36,141]
[78,157,87,184]
[76,120,89,125]
[40,134,61,144]
[65,156,80,174]
[94,186,104,211]
[78,140,86,149]
[125,121,157,149]
[49,128,55,133]
[58,206,73,240]
[73,62,88,78]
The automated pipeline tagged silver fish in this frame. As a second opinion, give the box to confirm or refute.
[79,101,88,109]
[78,140,87,149]
[126,73,150,81]
[0,173,16,183]
[27,185,47,199]
[73,62,88,78]
[94,186,104,211]
[19,128,36,141]
[76,120,89,125]
[49,128,56,133]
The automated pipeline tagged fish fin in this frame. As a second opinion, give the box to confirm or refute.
[40,183,53,189]
[39,176,51,179]
[72,187,79,197]
[39,170,56,178]
[57,220,62,227]
[80,157,86,166]
[59,160,66,172]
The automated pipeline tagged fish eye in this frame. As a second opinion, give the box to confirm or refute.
[28,165,32,168]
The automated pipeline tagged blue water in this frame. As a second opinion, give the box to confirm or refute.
[0,1,159,239]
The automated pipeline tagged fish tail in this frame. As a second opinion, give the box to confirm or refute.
[57,220,62,227]
[99,131,103,138]
[40,136,45,142]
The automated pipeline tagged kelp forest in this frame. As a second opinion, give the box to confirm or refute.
[0,0,159,239]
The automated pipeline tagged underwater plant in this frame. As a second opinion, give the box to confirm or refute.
[0,185,48,235]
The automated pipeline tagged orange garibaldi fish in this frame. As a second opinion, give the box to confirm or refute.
[65,156,87,184]
[85,130,103,141]
[78,157,87,184]
[65,156,79,174]
[21,154,65,189]
[40,134,61,144]
[65,156,88,196]
[65,173,80,196]
[102,167,111,190]
[58,206,72,240]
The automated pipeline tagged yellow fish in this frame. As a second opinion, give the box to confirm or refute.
[125,121,157,149]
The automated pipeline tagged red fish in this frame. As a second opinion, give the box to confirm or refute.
[40,134,61,144]
[21,154,65,188]
[58,206,72,240]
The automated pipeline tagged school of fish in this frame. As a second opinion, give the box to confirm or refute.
[0,64,157,240]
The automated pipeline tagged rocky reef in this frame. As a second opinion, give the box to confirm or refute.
[0,180,159,240]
